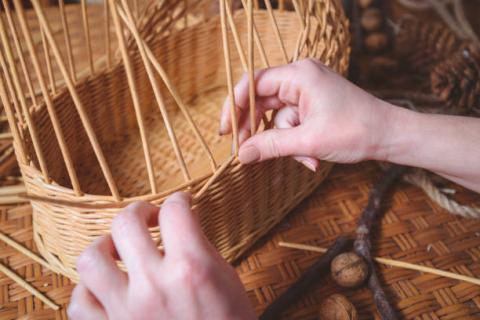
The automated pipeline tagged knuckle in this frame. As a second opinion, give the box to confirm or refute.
[67,301,82,320]
[171,257,212,288]
[112,206,140,234]
[128,284,161,314]
[76,246,98,274]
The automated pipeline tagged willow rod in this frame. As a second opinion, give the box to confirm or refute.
[59,0,76,81]
[0,19,50,180]
[225,1,248,71]
[28,0,121,199]
[109,0,158,194]
[0,74,27,164]
[279,242,480,287]
[104,0,112,68]
[246,0,256,136]
[0,43,23,128]
[13,0,83,195]
[114,0,191,182]
[40,28,56,95]
[0,262,59,310]
[117,4,218,172]
[264,0,289,63]
[0,231,51,270]
[240,0,269,68]
[291,0,306,28]
[2,0,38,106]
[220,0,240,154]
[81,0,94,75]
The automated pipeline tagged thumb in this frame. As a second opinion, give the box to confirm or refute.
[238,127,309,164]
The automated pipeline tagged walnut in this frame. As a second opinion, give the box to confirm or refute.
[331,252,368,288]
[318,294,358,320]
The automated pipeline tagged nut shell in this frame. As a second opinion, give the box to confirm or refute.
[331,252,368,288]
[318,294,358,320]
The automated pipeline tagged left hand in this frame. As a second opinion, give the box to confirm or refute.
[68,192,256,320]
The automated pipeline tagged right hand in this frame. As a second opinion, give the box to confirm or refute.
[219,59,395,171]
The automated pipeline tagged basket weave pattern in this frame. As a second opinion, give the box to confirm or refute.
[0,0,350,280]
[1,163,479,318]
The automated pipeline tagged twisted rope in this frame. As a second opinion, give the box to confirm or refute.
[404,170,480,219]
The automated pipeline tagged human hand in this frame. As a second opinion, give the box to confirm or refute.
[219,58,395,171]
[68,193,256,320]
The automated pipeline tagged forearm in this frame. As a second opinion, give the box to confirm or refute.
[376,103,480,193]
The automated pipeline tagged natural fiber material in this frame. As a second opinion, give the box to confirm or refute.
[0,0,350,280]
[431,44,480,114]
[395,17,466,73]
[1,163,480,318]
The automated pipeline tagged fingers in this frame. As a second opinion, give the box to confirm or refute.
[238,126,311,163]
[76,235,127,306]
[68,283,107,320]
[159,192,210,260]
[219,66,295,135]
[110,201,162,273]
[274,106,319,172]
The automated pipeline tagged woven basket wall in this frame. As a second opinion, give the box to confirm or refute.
[0,0,350,280]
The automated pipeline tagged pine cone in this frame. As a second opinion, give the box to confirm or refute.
[431,45,480,114]
[395,17,467,73]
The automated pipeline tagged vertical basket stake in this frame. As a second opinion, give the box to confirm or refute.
[292,0,306,28]
[240,0,269,68]
[220,0,239,154]
[104,0,112,68]
[13,0,82,195]
[0,18,50,180]
[0,73,27,164]
[29,0,121,199]
[117,3,218,172]
[113,0,191,182]
[108,0,158,194]
[59,0,76,81]
[0,46,23,128]
[264,0,289,64]
[2,0,38,106]
[40,28,56,95]
[225,0,248,71]
[81,0,94,76]
[246,0,256,136]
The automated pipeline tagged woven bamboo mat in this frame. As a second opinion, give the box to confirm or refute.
[0,162,479,319]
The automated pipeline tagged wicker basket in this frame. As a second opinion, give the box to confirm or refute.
[0,0,350,280]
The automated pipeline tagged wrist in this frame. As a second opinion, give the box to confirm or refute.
[369,100,420,163]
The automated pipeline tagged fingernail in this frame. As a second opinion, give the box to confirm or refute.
[301,160,317,172]
[238,145,260,164]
